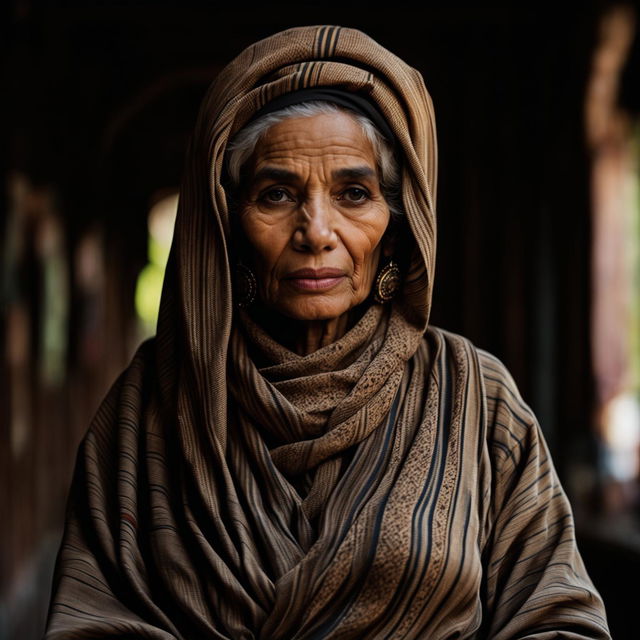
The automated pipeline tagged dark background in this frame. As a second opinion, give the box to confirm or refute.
[1,1,638,638]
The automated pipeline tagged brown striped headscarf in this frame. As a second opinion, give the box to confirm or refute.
[45,26,610,639]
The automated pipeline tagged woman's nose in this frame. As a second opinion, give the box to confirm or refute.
[292,199,338,253]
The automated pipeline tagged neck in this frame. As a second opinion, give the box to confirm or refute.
[250,305,365,356]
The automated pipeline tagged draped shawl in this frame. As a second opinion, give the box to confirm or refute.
[45,26,610,639]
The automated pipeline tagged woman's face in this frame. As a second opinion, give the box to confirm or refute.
[237,111,391,322]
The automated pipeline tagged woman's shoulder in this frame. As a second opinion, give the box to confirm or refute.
[424,326,538,439]
[82,336,158,443]
[425,326,527,402]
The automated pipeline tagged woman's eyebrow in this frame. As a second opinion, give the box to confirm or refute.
[251,167,298,183]
[249,165,376,185]
[332,166,377,181]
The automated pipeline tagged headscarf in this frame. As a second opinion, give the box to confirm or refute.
[45,25,610,640]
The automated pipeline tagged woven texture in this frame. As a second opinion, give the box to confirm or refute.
[45,26,609,639]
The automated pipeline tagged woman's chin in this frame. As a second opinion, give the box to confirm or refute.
[271,295,364,323]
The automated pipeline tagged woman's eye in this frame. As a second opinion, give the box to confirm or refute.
[341,187,369,203]
[263,188,292,204]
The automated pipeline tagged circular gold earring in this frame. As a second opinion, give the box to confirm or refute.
[235,263,257,307]
[373,259,401,304]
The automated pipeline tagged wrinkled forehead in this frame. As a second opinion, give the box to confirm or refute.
[249,112,377,175]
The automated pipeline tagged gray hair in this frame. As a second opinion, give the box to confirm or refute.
[225,101,402,218]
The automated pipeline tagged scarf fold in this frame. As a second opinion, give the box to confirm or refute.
[231,305,422,471]
[45,25,610,640]
[229,304,422,526]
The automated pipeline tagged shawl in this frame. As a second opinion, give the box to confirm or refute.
[45,26,610,639]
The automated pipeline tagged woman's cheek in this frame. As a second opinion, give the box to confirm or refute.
[242,217,284,266]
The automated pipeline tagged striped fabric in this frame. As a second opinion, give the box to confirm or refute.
[44,26,610,639]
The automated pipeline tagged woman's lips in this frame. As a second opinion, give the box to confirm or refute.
[284,268,346,292]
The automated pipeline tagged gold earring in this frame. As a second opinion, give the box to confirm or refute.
[373,260,401,304]
[235,263,256,307]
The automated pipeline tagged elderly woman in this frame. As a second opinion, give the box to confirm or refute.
[45,26,610,639]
